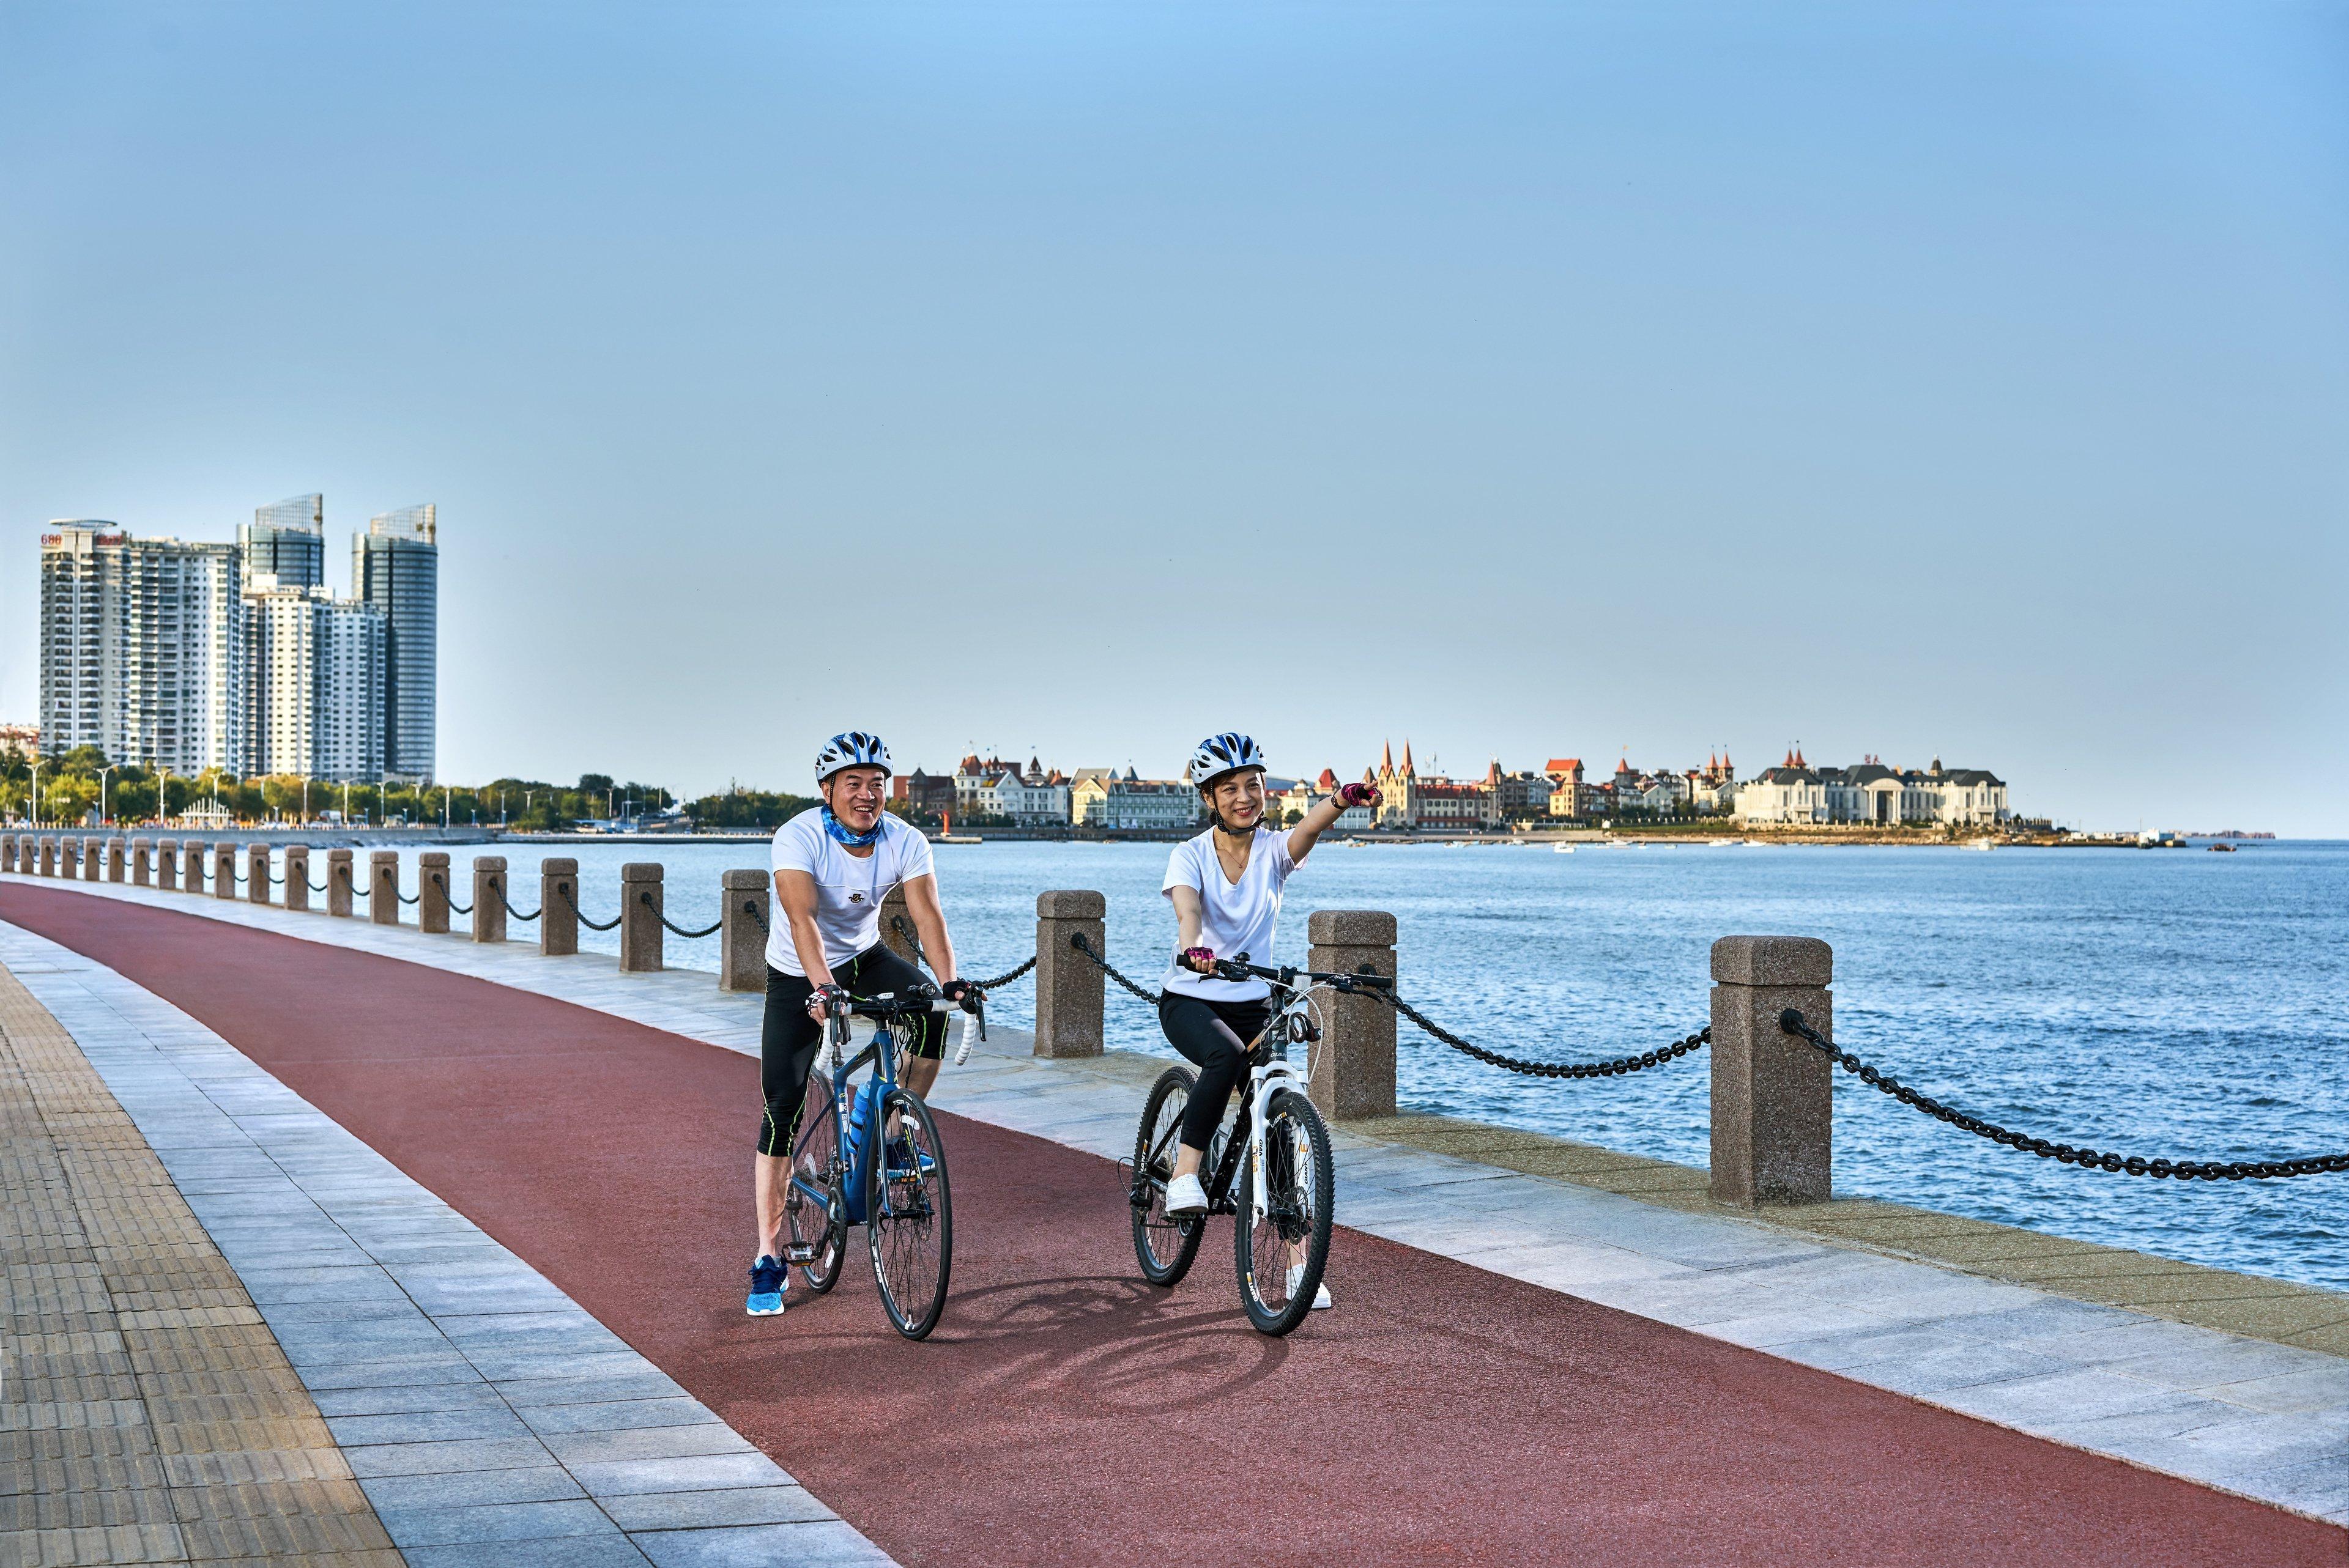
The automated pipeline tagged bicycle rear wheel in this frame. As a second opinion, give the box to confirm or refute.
[1233,1087,1334,1337]
[868,1088,952,1341]
[1131,1067,1206,1287]
[785,1082,845,1295]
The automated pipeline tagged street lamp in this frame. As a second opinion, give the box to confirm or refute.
[96,766,116,826]
[28,758,39,827]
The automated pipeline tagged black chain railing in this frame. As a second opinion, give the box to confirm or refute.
[308,875,331,893]
[1069,931,1705,1078]
[1779,1009,2349,1182]
[644,890,722,939]
[1379,989,1711,1081]
[497,880,540,922]
[889,914,1038,991]
[558,882,621,931]
[747,898,769,930]
[428,872,472,916]
[1069,933,1162,1004]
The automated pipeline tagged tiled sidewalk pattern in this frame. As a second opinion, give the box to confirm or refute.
[10,872,2349,1526]
[0,925,893,1568]
[0,964,401,1567]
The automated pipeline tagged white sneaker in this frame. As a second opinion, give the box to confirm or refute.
[1162,1173,1208,1218]
[1288,1263,1334,1309]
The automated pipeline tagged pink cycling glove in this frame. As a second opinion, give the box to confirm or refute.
[1181,947,1217,974]
[1335,782,1382,808]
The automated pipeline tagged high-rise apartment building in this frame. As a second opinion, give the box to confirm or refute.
[354,504,437,782]
[245,582,385,782]
[240,494,325,591]
[39,525,245,773]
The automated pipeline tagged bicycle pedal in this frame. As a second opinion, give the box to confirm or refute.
[782,1243,817,1264]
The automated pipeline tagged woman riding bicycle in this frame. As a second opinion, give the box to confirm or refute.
[1158,733,1379,1306]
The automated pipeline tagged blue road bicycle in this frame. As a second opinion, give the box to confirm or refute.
[783,985,977,1341]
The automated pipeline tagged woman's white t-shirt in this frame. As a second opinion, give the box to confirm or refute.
[1160,826,1297,1002]
[767,810,936,976]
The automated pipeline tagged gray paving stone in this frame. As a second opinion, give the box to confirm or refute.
[600,1487,837,1531]
[297,1354,486,1390]
[570,1451,795,1498]
[405,1536,653,1568]
[635,1522,891,1568]
[373,1498,627,1546]
[519,1397,721,1436]
[328,1406,536,1445]
[540,1422,756,1465]
[494,1371,693,1407]
[346,1435,560,1477]
[361,1465,590,1511]
[314,1382,516,1418]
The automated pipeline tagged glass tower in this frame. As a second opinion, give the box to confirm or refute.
[240,494,325,591]
[354,504,437,782]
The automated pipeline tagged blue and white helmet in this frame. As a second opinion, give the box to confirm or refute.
[1189,731,1266,788]
[814,731,892,785]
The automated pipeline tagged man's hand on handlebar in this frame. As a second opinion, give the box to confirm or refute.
[804,982,848,1024]
[941,978,983,1015]
[1179,946,1218,976]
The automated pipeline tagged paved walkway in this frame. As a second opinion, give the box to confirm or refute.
[0,882,2341,1564]
[0,918,889,1567]
[17,871,2349,1522]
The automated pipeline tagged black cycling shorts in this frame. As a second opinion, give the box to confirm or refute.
[758,945,946,1158]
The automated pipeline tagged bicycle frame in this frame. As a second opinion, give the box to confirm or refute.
[789,1018,903,1230]
[1163,978,1318,1227]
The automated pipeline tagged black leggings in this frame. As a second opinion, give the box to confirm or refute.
[1158,992,1271,1154]
[758,946,945,1157]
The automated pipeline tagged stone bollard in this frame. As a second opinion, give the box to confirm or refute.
[213,843,239,900]
[720,870,768,993]
[247,845,270,905]
[370,851,400,925]
[132,837,152,887]
[64,837,84,879]
[107,839,125,882]
[185,840,206,893]
[20,836,37,875]
[1033,890,1107,1059]
[326,850,354,917]
[472,856,507,943]
[1709,936,1835,1207]
[284,846,310,912]
[541,857,579,956]
[418,851,452,934]
[1,834,13,872]
[1307,909,1399,1122]
[620,863,664,972]
[158,839,180,891]
[879,884,921,966]
[39,837,56,877]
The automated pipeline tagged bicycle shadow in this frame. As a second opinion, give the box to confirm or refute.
[940,1273,1293,1411]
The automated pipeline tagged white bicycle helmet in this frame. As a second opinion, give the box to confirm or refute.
[1189,731,1266,788]
[814,731,893,785]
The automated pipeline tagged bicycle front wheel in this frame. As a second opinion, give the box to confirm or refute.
[785,1082,845,1295]
[868,1088,953,1341]
[1131,1066,1206,1287]
[1233,1087,1334,1337]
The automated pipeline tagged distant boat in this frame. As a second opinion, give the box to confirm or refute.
[1553,843,1575,854]
[2208,843,2237,852]
[936,834,983,845]
[1969,838,1996,851]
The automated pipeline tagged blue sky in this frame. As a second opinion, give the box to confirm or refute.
[3,2,2343,832]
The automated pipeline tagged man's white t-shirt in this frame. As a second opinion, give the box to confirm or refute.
[767,809,936,977]
[1160,826,1297,1002]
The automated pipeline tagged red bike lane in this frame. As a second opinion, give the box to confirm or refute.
[6,884,2339,1567]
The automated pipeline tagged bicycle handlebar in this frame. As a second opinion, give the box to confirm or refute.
[1204,953,1393,992]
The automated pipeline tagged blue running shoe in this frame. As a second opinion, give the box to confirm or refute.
[746,1254,787,1317]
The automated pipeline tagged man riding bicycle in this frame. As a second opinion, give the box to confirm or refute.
[1158,732,1379,1309]
[748,731,977,1317]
